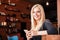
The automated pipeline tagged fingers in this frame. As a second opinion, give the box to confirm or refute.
[24,30,28,33]
[31,30,38,36]
[33,31,37,35]
[26,31,32,39]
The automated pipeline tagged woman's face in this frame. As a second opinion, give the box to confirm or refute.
[33,7,41,21]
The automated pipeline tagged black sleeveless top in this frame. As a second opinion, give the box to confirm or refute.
[30,19,58,40]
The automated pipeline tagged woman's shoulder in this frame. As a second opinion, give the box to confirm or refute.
[44,19,52,25]
[43,19,54,30]
[43,19,58,34]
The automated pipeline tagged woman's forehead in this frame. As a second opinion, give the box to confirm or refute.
[33,7,41,11]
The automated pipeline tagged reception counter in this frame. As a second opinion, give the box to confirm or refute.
[42,35,60,40]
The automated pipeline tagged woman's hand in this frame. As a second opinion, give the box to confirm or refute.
[25,30,32,40]
[31,30,38,36]
[24,30,38,40]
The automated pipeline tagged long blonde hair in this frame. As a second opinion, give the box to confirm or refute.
[31,4,45,31]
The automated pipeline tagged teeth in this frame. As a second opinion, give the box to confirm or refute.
[35,15,37,17]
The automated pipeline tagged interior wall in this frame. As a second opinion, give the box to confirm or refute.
[57,0,60,34]
[57,0,60,27]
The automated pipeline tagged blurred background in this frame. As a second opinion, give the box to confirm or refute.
[0,0,60,40]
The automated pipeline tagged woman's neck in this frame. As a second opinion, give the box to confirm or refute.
[37,20,40,23]
[34,20,40,27]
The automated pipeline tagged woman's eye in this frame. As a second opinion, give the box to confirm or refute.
[33,11,40,13]
[33,12,35,13]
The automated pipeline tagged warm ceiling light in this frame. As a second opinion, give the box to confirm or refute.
[0,1,1,5]
[46,2,49,6]
[8,0,10,4]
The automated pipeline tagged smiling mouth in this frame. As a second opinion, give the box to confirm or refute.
[35,15,39,18]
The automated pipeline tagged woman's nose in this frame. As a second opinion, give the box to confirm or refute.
[34,12,37,14]
[35,12,37,15]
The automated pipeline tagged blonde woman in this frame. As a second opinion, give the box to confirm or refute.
[24,4,58,40]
